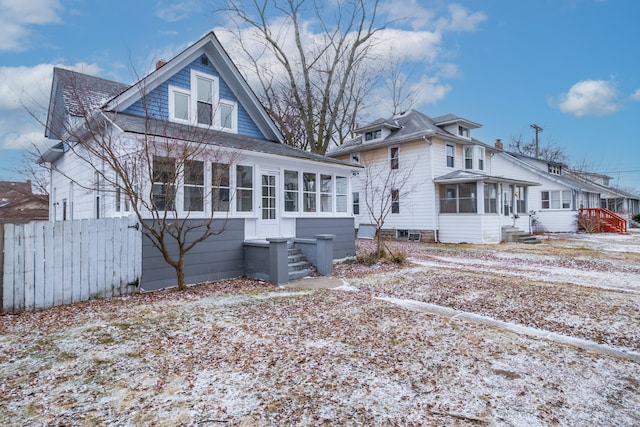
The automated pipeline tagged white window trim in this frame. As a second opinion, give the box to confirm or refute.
[477,146,485,171]
[541,189,572,210]
[169,85,191,125]
[218,100,238,133]
[464,146,474,170]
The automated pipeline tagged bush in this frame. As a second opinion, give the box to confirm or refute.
[390,250,407,264]
[633,213,640,223]
[577,213,602,233]
[356,251,380,266]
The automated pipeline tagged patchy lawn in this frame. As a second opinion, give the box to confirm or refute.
[1,233,639,426]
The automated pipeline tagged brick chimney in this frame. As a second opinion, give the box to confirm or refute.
[495,139,503,150]
[155,60,167,70]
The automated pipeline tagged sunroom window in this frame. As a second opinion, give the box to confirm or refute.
[183,160,204,212]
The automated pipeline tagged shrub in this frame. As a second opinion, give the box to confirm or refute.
[633,213,640,223]
[390,250,407,264]
[577,213,602,233]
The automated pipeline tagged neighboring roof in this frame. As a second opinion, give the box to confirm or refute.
[328,109,493,156]
[507,151,566,167]
[354,118,402,134]
[498,152,604,193]
[432,113,481,129]
[433,170,540,186]
[105,112,357,168]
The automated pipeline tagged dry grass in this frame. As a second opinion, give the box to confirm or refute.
[1,234,639,426]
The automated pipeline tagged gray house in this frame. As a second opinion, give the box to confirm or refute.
[41,32,360,290]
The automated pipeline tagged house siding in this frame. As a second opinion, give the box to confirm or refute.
[141,218,245,291]
[124,58,264,139]
[295,217,356,259]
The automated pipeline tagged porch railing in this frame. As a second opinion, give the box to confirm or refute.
[578,208,627,234]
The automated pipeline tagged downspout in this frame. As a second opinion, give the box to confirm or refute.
[424,135,438,242]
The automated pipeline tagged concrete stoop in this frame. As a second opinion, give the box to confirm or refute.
[288,246,315,280]
[502,226,542,244]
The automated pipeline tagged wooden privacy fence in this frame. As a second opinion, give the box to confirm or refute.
[1,218,142,314]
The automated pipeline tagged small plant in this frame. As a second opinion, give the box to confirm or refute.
[390,249,407,264]
[577,213,602,233]
[632,213,640,223]
[357,251,380,266]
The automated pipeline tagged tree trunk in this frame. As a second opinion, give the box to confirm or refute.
[176,255,186,291]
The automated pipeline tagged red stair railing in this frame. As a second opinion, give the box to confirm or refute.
[578,208,627,234]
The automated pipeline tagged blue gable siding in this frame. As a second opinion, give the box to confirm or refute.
[124,55,264,139]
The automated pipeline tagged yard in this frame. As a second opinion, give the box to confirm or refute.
[1,232,639,426]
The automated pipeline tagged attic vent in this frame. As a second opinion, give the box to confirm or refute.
[201,56,209,66]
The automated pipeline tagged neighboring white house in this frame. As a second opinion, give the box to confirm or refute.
[41,31,360,289]
[566,170,640,221]
[328,110,539,244]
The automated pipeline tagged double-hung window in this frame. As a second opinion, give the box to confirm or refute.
[464,147,474,169]
[284,170,299,212]
[515,186,527,213]
[446,144,455,168]
[183,160,204,212]
[236,165,253,212]
[152,156,176,211]
[303,172,317,212]
[336,176,347,212]
[196,76,214,126]
[390,146,399,170]
[477,147,485,171]
[391,189,400,214]
[352,192,360,215]
[212,162,230,212]
[320,174,333,212]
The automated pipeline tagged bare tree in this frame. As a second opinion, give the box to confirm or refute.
[356,156,419,257]
[385,58,418,116]
[224,0,386,154]
[509,134,569,164]
[15,143,50,195]
[36,71,242,291]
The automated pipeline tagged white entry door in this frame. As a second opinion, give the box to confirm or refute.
[259,171,280,237]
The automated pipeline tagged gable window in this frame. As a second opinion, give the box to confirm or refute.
[446,144,454,168]
[464,146,474,169]
[541,190,571,210]
[284,170,299,212]
[196,76,214,125]
[169,87,190,123]
[219,101,236,131]
[320,174,333,212]
[390,146,399,170]
[212,162,230,212]
[440,183,477,213]
[183,160,204,212]
[350,152,360,165]
[336,176,347,212]
[303,172,316,212]
[236,165,253,212]
[365,129,382,141]
[152,156,176,211]
[484,183,498,213]
[458,126,469,138]
[391,189,400,214]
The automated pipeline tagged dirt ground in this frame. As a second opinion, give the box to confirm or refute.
[1,232,639,426]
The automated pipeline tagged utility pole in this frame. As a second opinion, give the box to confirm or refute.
[530,124,543,158]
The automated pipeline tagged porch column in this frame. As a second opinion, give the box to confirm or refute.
[267,237,289,285]
[314,234,335,276]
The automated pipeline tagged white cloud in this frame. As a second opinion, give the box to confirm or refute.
[0,0,62,51]
[631,88,640,101]
[436,4,487,32]
[555,79,621,117]
[378,0,435,30]
[0,62,101,150]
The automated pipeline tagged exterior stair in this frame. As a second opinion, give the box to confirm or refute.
[502,226,542,244]
[288,246,314,280]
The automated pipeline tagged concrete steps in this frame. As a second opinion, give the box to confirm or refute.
[502,226,542,244]
[288,247,314,280]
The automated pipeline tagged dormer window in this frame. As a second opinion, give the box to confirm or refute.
[458,126,469,138]
[168,69,238,132]
[548,164,562,175]
[365,129,382,141]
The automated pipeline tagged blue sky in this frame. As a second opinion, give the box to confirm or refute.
[1,0,639,191]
